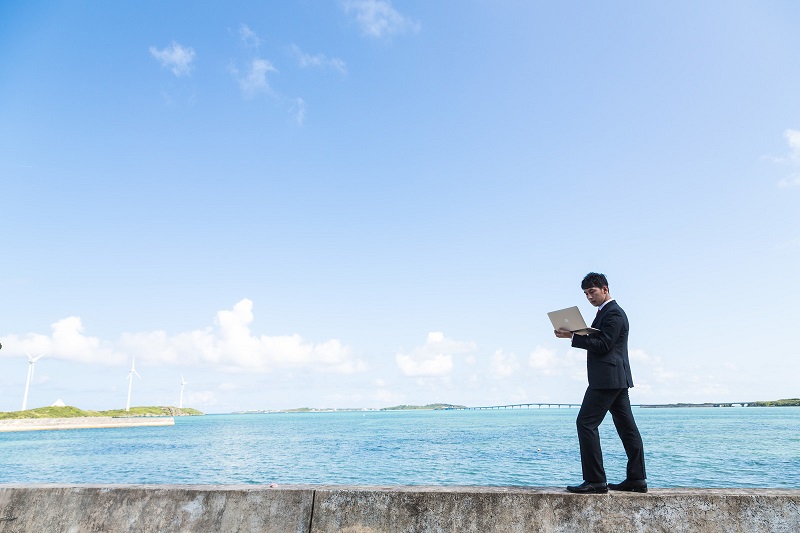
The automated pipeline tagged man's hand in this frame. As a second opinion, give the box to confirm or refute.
[554,328,573,339]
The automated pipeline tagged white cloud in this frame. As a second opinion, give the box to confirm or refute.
[395,331,476,377]
[290,44,347,74]
[149,42,196,77]
[228,26,273,98]
[628,348,656,364]
[775,129,800,188]
[623,347,722,402]
[396,353,451,377]
[785,129,800,161]
[528,346,557,374]
[341,0,420,38]
[629,348,678,381]
[186,390,218,406]
[372,387,404,404]
[229,54,309,125]
[230,58,277,98]
[1,299,364,375]
[124,299,364,373]
[528,345,583,377]
[1,317,125,365]
[490,349,517,378]
[290,97,306,126]
[239,24,262,48]
[777,173,800,188]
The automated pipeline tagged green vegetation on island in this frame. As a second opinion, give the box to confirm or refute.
[381,403,466,411]
[640,398,800,408]
[0,405,203,420]
[748,398,800,407]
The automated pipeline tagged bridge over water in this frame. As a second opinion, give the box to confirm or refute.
[446,402,755,410]
[448,403,582,410]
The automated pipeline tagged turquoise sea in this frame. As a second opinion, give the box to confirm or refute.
[1,407,798,488]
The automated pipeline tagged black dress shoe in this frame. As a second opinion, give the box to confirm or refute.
[608,479,648,493]
[566,481,608,494]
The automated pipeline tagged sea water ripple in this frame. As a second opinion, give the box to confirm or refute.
[0,407,798,488]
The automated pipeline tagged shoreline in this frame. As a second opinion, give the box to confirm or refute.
[0,416,175,432]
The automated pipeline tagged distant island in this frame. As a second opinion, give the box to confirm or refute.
[236,399,799,414]
[0,405,204,420]
[237,403,467,414]
[639,398,800,408]
[381,403,467,411]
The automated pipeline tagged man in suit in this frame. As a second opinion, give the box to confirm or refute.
[555,272,647,494]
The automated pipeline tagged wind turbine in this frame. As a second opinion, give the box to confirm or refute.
[22,351,46,411]
[179,375,188,408]
[125,356,141,412]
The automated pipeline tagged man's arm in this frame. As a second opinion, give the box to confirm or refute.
[570,310,625,355]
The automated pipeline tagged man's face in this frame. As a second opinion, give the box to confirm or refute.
[583,286,609,307]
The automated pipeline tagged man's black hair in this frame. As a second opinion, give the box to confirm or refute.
[581,272,608,290]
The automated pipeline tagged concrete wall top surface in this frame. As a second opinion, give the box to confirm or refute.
[0,484,798,533]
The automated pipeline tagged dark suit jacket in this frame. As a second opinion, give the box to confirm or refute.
[571,300,634,389]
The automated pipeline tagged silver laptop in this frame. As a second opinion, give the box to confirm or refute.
[547,306,599,336]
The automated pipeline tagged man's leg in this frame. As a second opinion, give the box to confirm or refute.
[609,388,646,480]
[576,387,617,482]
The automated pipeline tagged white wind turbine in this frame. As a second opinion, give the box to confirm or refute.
[125,356,141,412]
[179,375,188,408]
[22,351,46,411]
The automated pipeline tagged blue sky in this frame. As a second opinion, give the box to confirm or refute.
[1,1,799,413]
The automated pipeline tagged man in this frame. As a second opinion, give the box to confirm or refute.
[554,272,647,494]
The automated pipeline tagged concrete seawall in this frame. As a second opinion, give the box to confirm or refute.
[0,485,798,532]
[0,417,174,432]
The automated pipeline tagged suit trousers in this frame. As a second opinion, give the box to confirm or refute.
[576,387,646,483]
